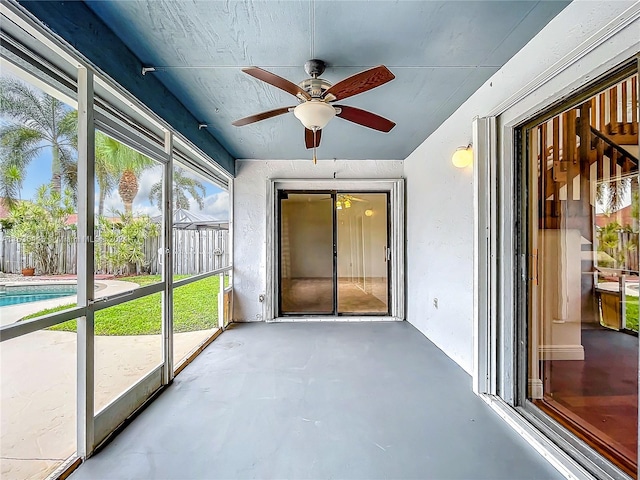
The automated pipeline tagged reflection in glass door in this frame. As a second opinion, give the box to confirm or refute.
[525,72,638,477]
[337,194,389,314]
[278,192,389,316]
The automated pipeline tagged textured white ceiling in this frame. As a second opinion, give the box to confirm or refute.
[85,0,570,160]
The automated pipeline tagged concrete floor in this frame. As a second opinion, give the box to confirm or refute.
[70,322,561,480]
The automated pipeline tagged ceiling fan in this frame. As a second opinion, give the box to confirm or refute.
[336,194,366,210]
[232,59,396,162]
[321,194,367,209]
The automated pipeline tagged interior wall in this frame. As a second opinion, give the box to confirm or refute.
[282,198,333,279]
[233,159,403,322]
[403,0,639,374]
[337,195,388,279]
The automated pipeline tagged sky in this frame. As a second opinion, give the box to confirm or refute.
[2,74,229,220]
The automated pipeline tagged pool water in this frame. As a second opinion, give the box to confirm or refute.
[0,290,77,307]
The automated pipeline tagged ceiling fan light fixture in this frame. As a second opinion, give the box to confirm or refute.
[293,100,336,130]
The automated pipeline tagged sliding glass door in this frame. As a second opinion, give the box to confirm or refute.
[278,191,389,316]
[523,70,639,477]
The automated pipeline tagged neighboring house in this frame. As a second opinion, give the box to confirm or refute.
[596,204,635,228]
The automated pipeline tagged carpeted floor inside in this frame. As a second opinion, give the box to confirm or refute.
[281,277,388,314]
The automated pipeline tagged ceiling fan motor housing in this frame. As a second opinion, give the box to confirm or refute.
[298,78,334,100]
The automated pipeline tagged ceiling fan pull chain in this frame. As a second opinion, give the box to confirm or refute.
[313,129,317,164]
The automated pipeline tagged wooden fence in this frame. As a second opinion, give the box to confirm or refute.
[617,231,639,273]
[0,228,229,276]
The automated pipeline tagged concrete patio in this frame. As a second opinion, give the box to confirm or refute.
[0,279,218,480]
[69,322,561,480]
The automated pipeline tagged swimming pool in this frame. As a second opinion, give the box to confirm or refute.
[0,284,77,307]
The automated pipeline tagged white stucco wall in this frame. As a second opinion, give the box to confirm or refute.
[233,159,403,321]
[404,0,639,374]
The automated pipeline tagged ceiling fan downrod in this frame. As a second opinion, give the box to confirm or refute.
[313,128,318,164]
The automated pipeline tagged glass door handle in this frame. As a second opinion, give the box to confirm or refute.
[530,249,539,285]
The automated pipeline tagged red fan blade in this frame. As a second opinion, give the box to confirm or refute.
[305,128,322,149]
[335,105,395,132]
[324,65,394,102]
[232,107,293,126]
[242,67,311,100]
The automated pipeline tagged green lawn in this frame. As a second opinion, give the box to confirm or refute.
[23,275,226,336]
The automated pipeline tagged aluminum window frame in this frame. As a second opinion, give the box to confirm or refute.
[0,3,234,475]
[510,62,639,480]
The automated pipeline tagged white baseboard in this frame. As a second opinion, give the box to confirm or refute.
[538,344,585,361]
[529,378,544,399]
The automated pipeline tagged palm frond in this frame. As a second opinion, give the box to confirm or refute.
[185,183,206,210]
[0,162,23,208]
[173,168,206,210]
[0,78,78,193]
[175,190,190,210]
[148,182,163,210]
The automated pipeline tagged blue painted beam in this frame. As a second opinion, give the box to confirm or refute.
[18,0,235,175]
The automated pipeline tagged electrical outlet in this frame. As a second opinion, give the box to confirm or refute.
[433,298,438,309]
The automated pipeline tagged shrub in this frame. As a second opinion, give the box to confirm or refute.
[8,184,73,274]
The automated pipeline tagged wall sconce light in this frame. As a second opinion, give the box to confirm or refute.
[452,144,473,168]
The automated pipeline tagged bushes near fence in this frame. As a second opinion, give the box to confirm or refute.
[0,228,228,275]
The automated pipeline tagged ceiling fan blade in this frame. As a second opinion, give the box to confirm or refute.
[242,67,311,100]
[324,65,395,101]
[305,128,322,149]
[232,106,293,126]
[335,105,395,132]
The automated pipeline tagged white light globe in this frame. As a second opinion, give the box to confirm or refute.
[452,147,473,168]
[294,101,336,130]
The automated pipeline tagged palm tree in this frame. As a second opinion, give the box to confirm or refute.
[0,77,77,206]
[596,179,631,213]
[0,164,24,204]
[94,133,154,214]
[94,132,123,216]
[148,168,206,211]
